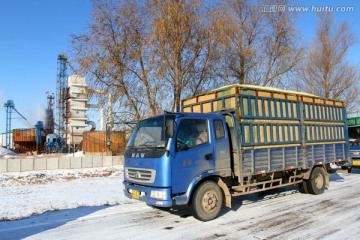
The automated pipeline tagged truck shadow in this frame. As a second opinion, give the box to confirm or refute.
[219,170,350,218]
[160,205,193,219]
[164,186,301,220]
[330,172,346,181]
[0,205,111,240]
[225,186,300,215]
[349,167,360,174]
[153,170,356,220]
[330,167,360,181]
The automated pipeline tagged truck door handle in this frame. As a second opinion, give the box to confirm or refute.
[205,154,213,160]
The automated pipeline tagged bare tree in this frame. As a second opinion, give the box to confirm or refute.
[71,0,162,122]
[71,0,215,116]
[300,13,360,113]
[213,0,302,86]
[150,0,212,112]
[212,0,261,84]
[260,2,303,87]
[70,0,307,120]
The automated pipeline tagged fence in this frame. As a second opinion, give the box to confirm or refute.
[83,131,127,155]
[0,155,124,173]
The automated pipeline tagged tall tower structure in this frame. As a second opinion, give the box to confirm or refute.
[66,75,89,146]
[45,93,55,133]
[56,53,67,139]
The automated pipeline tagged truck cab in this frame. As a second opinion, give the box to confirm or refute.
[348,117,360,168]
[123,112,233,217]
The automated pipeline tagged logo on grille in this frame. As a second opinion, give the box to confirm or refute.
[132,153,145,158]
[135,171,142,178]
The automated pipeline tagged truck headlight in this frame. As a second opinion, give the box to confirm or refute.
[150,190,167,200]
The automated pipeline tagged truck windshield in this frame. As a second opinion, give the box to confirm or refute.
[349,126,360,145]
[127,115,167,149]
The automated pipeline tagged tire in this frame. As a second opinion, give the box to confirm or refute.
[298,181,309,194]
[306,167,326,195]
[190,181,223,221]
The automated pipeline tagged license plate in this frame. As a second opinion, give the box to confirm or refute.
[132,190,140,199]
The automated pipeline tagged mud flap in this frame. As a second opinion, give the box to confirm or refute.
[325,168,330,187]
[217,178,231,208]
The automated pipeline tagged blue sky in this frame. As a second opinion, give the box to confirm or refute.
[0,0,360,135]
[0,0,93,134]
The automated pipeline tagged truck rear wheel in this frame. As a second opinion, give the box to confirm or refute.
[298,181,309,194]
[190,181,223,221]
[307,167,326,195]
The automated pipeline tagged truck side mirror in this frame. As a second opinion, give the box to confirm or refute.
[165,119,174,138]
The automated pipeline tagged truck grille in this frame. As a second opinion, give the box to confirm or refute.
[125,168,155,183]
[350,150,360,158]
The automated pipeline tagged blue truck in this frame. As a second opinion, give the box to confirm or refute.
[121,84,351,221]
[347,117,360,169]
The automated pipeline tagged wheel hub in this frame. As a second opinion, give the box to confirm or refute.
[315,173,324,189]
[202,192,218,211]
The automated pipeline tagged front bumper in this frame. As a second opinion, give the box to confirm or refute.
[350,149,360,167]
[123,181,173,207]
[351,158,360,167]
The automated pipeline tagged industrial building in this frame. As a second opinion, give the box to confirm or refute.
[66,75,90,147]
[1,53,126,156]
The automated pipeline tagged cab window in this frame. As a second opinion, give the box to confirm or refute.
[213,120,225,139]
[176,119,208,151]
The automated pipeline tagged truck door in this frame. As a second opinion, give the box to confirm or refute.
[223,113,241,178]
[171,118,214,194]
[212,118,232,176]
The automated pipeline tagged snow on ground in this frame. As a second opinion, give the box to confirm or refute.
[0,168,360,240]
[0,166,121,187]
[0,166,130,221]
[0,147,18,158]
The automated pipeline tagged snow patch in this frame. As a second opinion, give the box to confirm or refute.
[0,146,18,158]
[0,166,123,187]
[0,166,131,221]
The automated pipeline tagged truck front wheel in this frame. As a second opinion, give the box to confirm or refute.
[190,181,223,221]
[307,167,326,195]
